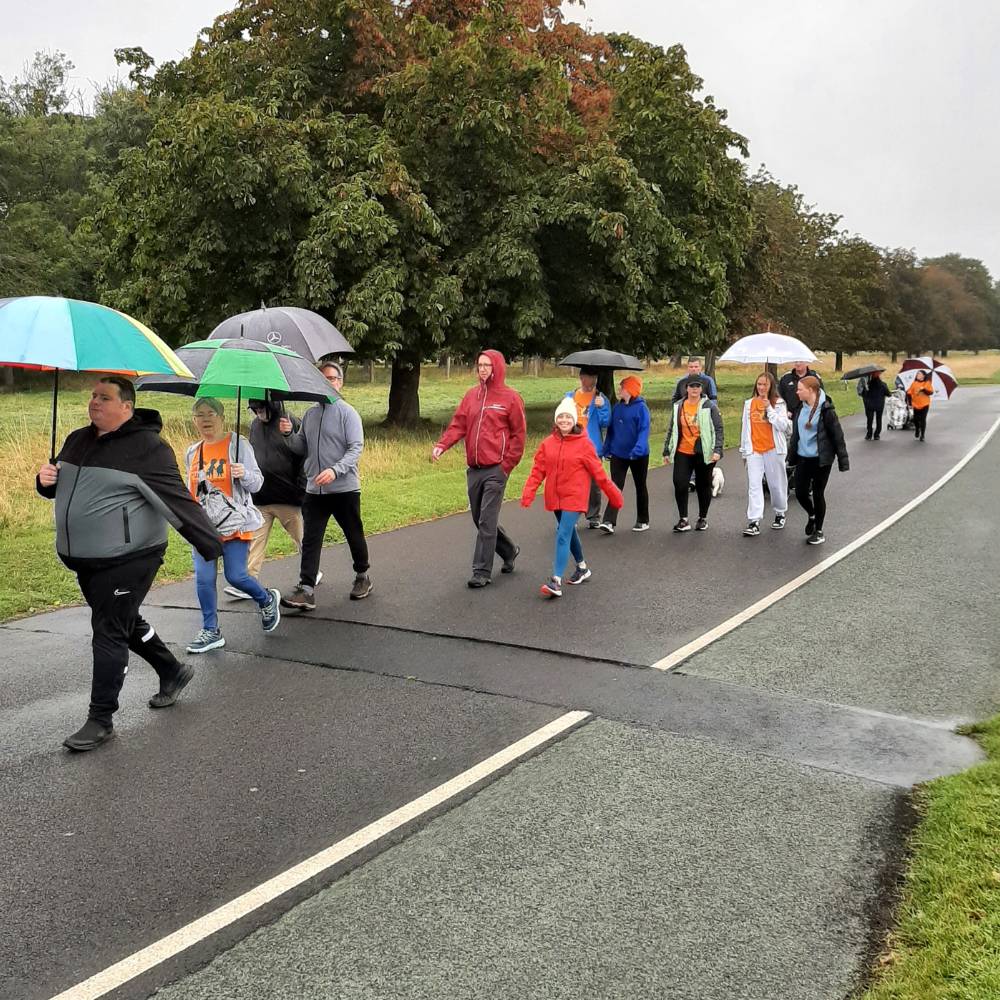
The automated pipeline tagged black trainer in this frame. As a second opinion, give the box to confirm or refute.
[63,719,114,752]
[149,663,195,709]
[350,574,373,600]
[771,514,786,530]
[805,517,816,536]
[807,529,826,546]
[501,545,520,574]
[673,518,692,532]
[467,575,491,589]
[695,517,708,531]
[743,521,760,537]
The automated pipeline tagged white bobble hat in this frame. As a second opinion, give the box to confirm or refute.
[554,397,578,422]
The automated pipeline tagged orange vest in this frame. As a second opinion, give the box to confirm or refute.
[677,400,701,456]
[749,398,776,453]
[188,435,253,542]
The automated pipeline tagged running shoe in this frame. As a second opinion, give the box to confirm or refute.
[260,589,281,632]
[771,514,786,530]
[187,628,225,654]
[540,578,563,598]
[673,518,692,532]
[566,566,592,585]
[743,521,760,537]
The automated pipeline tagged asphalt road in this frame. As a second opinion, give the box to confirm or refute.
[2,386,998,1000]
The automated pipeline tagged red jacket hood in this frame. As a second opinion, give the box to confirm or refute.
[479,349,508,389]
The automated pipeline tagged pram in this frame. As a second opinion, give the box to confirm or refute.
[885,389,911,431]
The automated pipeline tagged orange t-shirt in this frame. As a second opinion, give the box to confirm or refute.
[677,400,701,456]
[907,381,933,409]
[188,435,253,542]
[749,398,776,454]
[572,389,595,429]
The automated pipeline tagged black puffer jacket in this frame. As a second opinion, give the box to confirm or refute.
[36,409,222,570]
[249,406,306,507]
[789,397,850,471]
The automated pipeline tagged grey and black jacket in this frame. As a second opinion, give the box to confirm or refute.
[36,409,223,571]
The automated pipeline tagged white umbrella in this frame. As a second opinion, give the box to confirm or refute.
[895,366,957,402]
[719,332,816,365]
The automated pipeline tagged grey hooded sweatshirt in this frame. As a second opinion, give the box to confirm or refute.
[298,399,364,494]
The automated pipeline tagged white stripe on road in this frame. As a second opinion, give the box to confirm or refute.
[652,413,1000,672]
[47,710,591,1000]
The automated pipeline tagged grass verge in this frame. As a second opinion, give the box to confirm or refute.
[861,715,1000,1000]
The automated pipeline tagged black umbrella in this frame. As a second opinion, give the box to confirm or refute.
[558,350,644,371]
[840,364,886,381]
[208,305,354,363]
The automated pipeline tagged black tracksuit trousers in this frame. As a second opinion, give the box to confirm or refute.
[76,552,183,726]
[300,490,370,585]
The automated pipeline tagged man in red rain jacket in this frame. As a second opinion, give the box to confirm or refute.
[431,350,527,588]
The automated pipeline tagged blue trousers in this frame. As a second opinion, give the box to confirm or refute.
[193,539,270,630]
[552,510,584,580]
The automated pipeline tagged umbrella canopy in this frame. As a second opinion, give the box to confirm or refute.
[208,306,353,363]
[0,295,193,460]
[840,364,886,381]
[719,332,816,365]
[558,350,644,371]
[896,366,957,401]
[0,296,192,376]
[136,339,340,462]
[135,339,340,403]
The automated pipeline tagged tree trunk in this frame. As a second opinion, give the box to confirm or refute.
[669,353,683,367]
[532,356,540,377]
[890,351,898,363]
[522,356,531,374]
[0,367,13,393]
[704,349,717,378]
[385,352,422,426]
[834,351,843,371]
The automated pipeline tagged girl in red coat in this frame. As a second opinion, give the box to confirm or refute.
[521,398,624,598]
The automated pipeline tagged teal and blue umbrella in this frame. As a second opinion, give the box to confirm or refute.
[0,296,193,459]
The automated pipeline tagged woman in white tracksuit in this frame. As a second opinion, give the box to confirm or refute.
[740,372,793,536]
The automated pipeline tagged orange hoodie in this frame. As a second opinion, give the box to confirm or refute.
[907,380,934,409]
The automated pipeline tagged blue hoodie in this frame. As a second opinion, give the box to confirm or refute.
[795,389,826,458]
[603,397,651,460]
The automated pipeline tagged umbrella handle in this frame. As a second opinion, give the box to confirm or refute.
[50,368,59,463]
[235,385,241,462]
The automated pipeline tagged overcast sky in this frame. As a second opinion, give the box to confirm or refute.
[2,1,997,279]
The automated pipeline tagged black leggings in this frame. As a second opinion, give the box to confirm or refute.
[604,455,650,525]
[672,452,715,519]
[794,458,832,530]
[912,407,928,438]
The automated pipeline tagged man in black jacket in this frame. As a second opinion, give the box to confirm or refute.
[860,371,890,440]
[223,399,312,598]
[778,361,822,412]
[36,376,223,752]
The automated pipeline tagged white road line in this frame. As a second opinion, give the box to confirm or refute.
[47,710,591,1000]
[652,412,1000,672]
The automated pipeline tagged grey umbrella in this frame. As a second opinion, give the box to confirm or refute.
[208,305,354,362]
[558,349,644,371]
[840,364,886,380]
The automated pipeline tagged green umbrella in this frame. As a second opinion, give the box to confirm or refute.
[135,338,340,458]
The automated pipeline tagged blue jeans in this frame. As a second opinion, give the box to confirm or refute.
[552,510,584,580]
[193,539,270,630]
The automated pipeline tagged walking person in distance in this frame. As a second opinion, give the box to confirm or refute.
[184,397,281,652]
[789,375,849,546]
[598,375,650,533]
[906,370,934,442]
[36,376,222,751]
[740,372,792,536]
[662,377,724,532]
[431,350,526,588]
[860,371,890,441]
[521,398,624,598]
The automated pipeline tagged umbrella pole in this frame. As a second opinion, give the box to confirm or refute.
[235,385,241,463]
[50,368,59,463]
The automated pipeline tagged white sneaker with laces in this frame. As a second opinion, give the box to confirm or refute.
[224,586,252,600]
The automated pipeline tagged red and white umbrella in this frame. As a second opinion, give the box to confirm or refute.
[896,356,958,401]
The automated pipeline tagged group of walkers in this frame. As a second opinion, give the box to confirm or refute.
[36,348,932,752]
